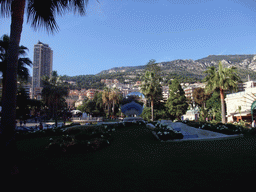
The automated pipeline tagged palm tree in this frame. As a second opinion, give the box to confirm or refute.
[0,0,88,175]
[140,70,162,121]
[208,107,217,121]
[102,87,111,118]
[41,71,69,127]
[109,88,121,116]
[204,61,240,124]
[0,34,32,99]
[93,91,105,117]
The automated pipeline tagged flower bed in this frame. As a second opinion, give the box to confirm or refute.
[151,123,183,141]
[46,135,111,154]
[45,121,148,154]
[45,125,114,154]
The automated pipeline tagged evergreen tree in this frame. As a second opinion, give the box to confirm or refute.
[166,79,188,120]
[206,90,221,121]
[76,97,89,113]
[192,87,211,121]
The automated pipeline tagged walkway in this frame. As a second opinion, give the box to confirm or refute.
[159,122,243,141]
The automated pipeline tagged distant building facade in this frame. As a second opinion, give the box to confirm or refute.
[162,86,169,101]
[182,82,206,104]
[32,41,53,99]
[101,79,119,85]
[86,89,98,100]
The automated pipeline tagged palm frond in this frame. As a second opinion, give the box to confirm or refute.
[17,65,30,81]
[0,0,12,17]
[19,45,29,56]
[204,61,240,93]
[26,0,88,33]
[0,34,10,59]
[27,0,59,32]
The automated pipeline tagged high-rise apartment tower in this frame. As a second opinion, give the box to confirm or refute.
[32,41,53,99]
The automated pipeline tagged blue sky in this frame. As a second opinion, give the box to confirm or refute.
[2,0,256,76]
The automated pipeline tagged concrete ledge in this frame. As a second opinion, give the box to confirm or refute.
[97,122,120,125]
[152,130,244,142]
[146,123,155,130]
[72,120,103,123]
[163,134,243,142]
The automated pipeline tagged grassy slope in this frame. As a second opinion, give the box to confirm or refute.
[10,125,256,191]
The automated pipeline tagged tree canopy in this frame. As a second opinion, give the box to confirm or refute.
[166,79,188,120]
[203,61,240,123]
[41,71,69,126]
[140,69,162,121]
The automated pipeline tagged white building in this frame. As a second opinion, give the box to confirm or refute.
[225,81,256,122]
[162,86,169,101]
[32,41,53,99]
[75,95,84,108]
[182,107,200,121]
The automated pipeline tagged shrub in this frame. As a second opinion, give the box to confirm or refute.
[45,134,111,154]
[65,127,82,135]
[75,132,93,140]
[46,143,63,154]
[70,122,81,126]
[155,131,184,141]
[154,124,184,141]
[116,122,125,129]
[176,133,184,139]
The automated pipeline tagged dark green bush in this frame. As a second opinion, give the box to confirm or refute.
[70,122,81,126]
[75,132,93,140]
[46,143,63,154]
[175,133,184,139]
[156,131,183,141]
[65,127,81,135]
[154,126,184,141]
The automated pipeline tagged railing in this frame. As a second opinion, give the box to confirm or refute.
[72,117,103,121]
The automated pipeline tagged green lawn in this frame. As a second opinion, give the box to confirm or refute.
[11,124,256,191]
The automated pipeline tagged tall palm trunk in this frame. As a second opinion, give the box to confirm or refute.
[112,100,115,113]
[108,102,110,118]
[151,97,154,121]
[1,0,26,176]
[220,88,226,124]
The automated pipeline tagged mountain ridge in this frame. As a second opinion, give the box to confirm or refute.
[61,54,256,90]
[96,54,256,81]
